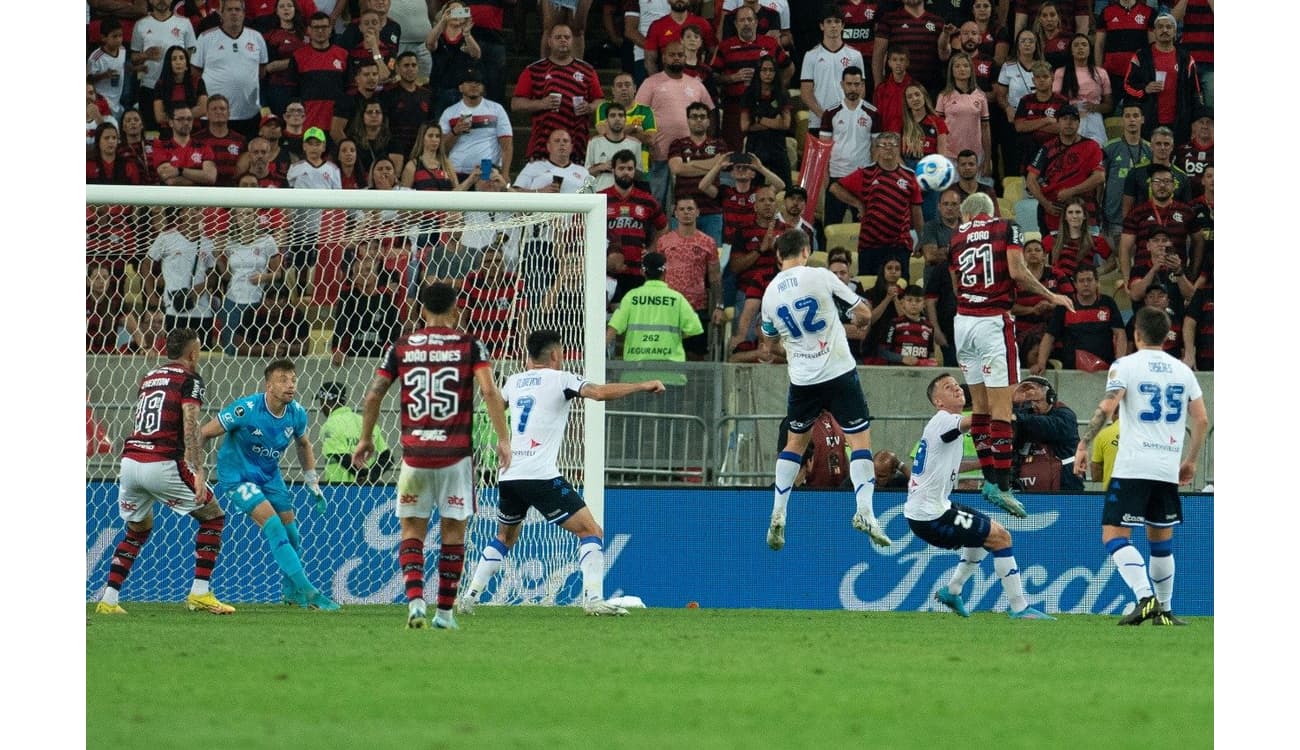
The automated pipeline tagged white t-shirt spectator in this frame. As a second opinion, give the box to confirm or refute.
[148,230,217,318]
[440,98,513,174]
[287,159,343,189]
[131,14,197,89]
[223,236,280,305]
[88,47,128,118]
[628,0,672,63]
[193,26,269,121]
[800,43,865,114]
[513,159,592,193]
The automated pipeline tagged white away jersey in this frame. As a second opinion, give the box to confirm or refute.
[904,411,965,521]
[1108,349,1203,483]
[760,265,864,386]
[499,368,589,481]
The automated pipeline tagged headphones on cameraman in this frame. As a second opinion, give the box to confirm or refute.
[1022,376,1056,407]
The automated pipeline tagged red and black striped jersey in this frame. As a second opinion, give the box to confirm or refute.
[882,315,934,359]
[410,163,454,191]
[122,363,204,463]
[1027,137,1104,225]
[459,272,524,360]
[1122,199,1195,279]
[290,44,350,132]
[1175,140,1213,186]
[1097,1,1156,76]
[513,57,604,160]
[711,34,789,99]
[875,8,945,90]
[378,327,490,469]
[720,184,757,231]
[602,186,667,274]
[86,157,141,185]
[731,218,786,298]
[667,135,728,214]
[1042,233,1111,286]
[1015,94,1072,156]
[337,19,401,71]
[838,1,881,60]
[950,215,1023,316]
[1180,0,1213,65]
[1014,265,1070,328]
[836,165,921,248]
[193,128,246,186]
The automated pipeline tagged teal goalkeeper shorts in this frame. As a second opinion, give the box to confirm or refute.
[216,480,295,514]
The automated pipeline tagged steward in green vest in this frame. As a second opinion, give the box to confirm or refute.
[605,251,704,385]
[316,382,391,483]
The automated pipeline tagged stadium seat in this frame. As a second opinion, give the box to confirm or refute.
[856,274,877,291]
[786,137,798,174]
[808,251,828,268]
[1002,176,1025,204]
[1104,117,1123,141]
[308,327,332,356]
[909,256,926,284]
[998,197,1017,219]
[823,222,859,254]
[795,110,810,154]
[1013,198,1041,233]
[123,262,142,309]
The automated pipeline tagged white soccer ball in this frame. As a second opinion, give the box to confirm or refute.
[915,154,956,192]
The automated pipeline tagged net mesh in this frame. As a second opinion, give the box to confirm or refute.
[86,188,599,606]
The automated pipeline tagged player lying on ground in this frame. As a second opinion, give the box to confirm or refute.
[907,374,1055,620]
[459,329,666,616]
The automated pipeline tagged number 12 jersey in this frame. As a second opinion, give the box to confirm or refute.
[760,265,864,386]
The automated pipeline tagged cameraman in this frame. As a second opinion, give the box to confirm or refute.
[1011,376,1083,491]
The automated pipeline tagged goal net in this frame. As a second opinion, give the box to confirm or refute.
[86,185,607,607]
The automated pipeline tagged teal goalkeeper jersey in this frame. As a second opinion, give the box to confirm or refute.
[215,393,308,487]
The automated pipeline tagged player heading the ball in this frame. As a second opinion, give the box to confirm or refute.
[460,329,666,616]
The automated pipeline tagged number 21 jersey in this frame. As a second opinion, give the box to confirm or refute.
[378,327,489,469]
[949,216,1022,316]
[760,265,863,386]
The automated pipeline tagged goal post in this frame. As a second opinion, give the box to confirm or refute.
[85,184,608,606]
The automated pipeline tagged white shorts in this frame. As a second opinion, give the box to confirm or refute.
[117,457,209,523]
[395,457,476,521]
[954,312,1020,388]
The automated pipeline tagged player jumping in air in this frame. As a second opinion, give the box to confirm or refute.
[96,328,234,615]
[201,359,339,611]
[907,374,1055,620]
[353,282,512,630]
[459,329,666,616]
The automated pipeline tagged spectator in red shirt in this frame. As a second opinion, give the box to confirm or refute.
[726,182,784,355]
[1095,0,1156,104]
[1012,61,1067,176]
[829,131,923,277]
[1044,196,1110,282]
[1122,12,1203,143]
[603,149,669,303]
[336,137,365,188]
[291,12,349,132]
[645,0,716,76]
[711,5,792,152]
[195,94,247,185]
[256,0,308,117]
[88,123,143,185]
[875,284,936,366]
[871,46,913,135]
[1025,103,1104,233]
[117,109,155,184]
[1117,164,1199,301]
[1010,235,1065,364]
[153,45,209,136]
[152,105,218,185]
[511,23,604,161]
[1031,1,1072,69]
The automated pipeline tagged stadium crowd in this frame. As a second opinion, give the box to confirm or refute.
[86,0,1213,376]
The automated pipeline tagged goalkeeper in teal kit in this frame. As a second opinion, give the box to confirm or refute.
[200,358,339,610]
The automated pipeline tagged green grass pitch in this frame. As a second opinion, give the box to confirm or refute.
[86,605,1212,749]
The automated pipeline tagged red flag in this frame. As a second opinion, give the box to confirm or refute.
[798,137,832,227]
[86,395,113,457]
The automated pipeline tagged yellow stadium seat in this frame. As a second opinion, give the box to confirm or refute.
[909,256,927,284]
[1002,176,1025,204]
[786,137,798,176]
[823,222,859,254]
[998,197,1017,220]
[795,110,810,154]
[308,327,332,356]
[1104,117,1123,141]
[808,251,828,268]
[856,274,877,291]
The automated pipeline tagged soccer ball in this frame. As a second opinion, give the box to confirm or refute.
[915,154,956,192]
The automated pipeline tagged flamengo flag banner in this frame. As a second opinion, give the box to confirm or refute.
[799,136,832,227]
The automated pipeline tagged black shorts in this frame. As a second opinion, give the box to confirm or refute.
[786,369,871,435]
[497,477,587,526]
[907,502,993,550]
[683,310,709,356]
[1102,477,1183,528]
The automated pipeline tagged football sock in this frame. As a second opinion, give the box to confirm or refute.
[467,538,509,598]
[398,537,425,603]
[948,546,988,595]
[772,450,802,516]
[261,515,312,592]
[190,516,224,597]
[971,413,994,481]
[284,519,303,554]
[847,449,876,517]
[436,544,466,613]
[992,547,1028,613]
[990,419,1014,489]
[578,535,605,602]
[103,527,151,605]
[1106,538,1153,599]
[1149,539,1175,611]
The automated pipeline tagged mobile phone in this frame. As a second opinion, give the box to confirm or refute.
[551,175,565,187]
[449,6,472,19]
[480,158,494,177]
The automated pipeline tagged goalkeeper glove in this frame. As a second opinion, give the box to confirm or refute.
[304,470,327,514]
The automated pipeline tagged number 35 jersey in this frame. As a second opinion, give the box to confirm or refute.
[760,265,864,386]
[1109,349,1203,483]
[378,327,490,469]
[499,368,589,481]
[949,215,1022,316]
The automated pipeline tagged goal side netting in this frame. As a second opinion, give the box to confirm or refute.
[86,185,606,606]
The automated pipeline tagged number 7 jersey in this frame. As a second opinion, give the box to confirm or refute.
[1109,349,1203,483]
[378,327,490,469]
[499,368,589,481]
[760,265,864,386]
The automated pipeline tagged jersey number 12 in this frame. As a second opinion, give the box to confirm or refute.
[775,296,826,338]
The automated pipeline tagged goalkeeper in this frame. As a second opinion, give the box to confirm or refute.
[200,359,340,611]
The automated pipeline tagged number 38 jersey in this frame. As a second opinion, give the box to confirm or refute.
[1109,349,1203,483]
[499,368,589,482]
[760,265,864,386]
[949,215,1023,316]
[378,326,490,469]
[122,363,204,463]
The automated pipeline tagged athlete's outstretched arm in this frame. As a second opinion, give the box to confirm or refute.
[352,374,393,470]
[199,417,226,442]
[581,380,666,402]
[474,365,511,471]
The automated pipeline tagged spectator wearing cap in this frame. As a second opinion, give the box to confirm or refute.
[1126,280,1184,360]
[194,94,246,186]
[236,113,293,179]
[698,151,787,230]
[1031,264,1125,375]
[192,0,269,142]
[1118,165,1199,302]
[316,381,392,484]
[287,127,342,188]
[1123,11,1204,143]
[380,51,435,160]
[426,1,482,119]
[634,40,716,210]
[605,252,705,382]
[1011,375,1083,492]
[289,11,349,134]
[653,195,724,361]
[829,131,923,278]
[1176,105,1213,190]
[440,67,513,182]
[1025,101,1104,234]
